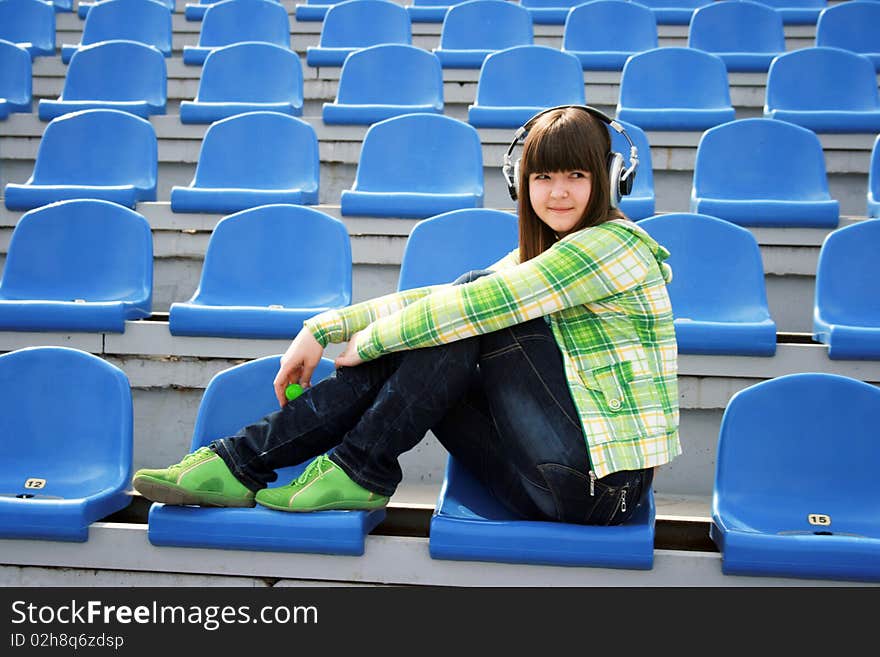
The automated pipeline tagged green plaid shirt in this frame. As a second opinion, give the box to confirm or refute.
[304,219,681,478]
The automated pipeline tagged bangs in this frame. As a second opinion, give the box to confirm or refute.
[522,120,595,174]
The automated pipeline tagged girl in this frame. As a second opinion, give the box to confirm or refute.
[133,106,680,525]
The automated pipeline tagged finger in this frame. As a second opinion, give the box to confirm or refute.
[299,360,316,389]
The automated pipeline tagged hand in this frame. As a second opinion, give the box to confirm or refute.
[273,327,324,407]
[334,330,365,368]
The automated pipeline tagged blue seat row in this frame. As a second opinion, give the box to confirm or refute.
[2,343,878,581]
[7,109,868,225]
[5,0,876,68]
[8,35,880,138]
[3,195,879,360]
[295,0,833,26]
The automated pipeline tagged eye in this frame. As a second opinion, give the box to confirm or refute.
[570,171,591,179]
[531,173,550,180]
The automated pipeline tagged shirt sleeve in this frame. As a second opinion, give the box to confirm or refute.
[302,284,446,347]
[354,224,652,361]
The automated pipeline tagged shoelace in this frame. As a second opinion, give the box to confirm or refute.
[177,447,211,469]
[292,454,330,486]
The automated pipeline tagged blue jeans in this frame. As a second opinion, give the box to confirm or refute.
[213,271,652,525]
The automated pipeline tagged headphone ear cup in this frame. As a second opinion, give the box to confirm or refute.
[510,159,522,201]
[606,152,626,208]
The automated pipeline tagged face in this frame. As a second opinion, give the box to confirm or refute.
[528,169,592,238]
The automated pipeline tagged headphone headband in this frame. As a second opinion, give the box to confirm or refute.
[502,105,639,205]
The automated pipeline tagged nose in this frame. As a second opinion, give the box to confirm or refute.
[549,177,569,198]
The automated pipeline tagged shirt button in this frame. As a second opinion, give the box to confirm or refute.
[609,398,622,411]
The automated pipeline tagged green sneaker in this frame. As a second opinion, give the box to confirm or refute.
[254,454,389,512]
[132,447,255,508]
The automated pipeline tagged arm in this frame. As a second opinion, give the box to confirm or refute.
[354,226,651,362]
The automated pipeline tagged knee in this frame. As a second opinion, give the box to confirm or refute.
[451,269,495,286]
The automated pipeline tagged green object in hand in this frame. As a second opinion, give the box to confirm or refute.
[285,383,304,402]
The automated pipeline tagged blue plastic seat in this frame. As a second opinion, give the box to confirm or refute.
[613,119,655,220]
[639,213,776,356]
[61,0,172,63]
[5,109,158,211]
[180,42,304,124]
[688,0,785,72]
[148,355,386,555]
[294,0,348,21]
[183,0,292,66]
[407,0,472,22]
[169,204,351,338]
[519,0,591,24]
[562,0,657,71]
[306,0,411,68]
[616,47,735,131]
[322,44,443,125]
[0,200,152,333]
[341,113,483,218]
[468,45,585,128]
[813,220,880,359]
[751,0,826,24]
[0,40,32,120]
[712,373,880,582]
[433,0,532,69]
[79,0,175,19]
[52,0,73,10]
[170,112,319,213]
[627,0,711,25]
[764,47,880,133]
[869,135,880,218]
[397,208,518,290]
[40,40,167,120]
[0,0,55,58]
[816,2,880,71]
[0,346,132,542]
[691,118,839,227]
[430,456,656,568]
[184,0,281,21]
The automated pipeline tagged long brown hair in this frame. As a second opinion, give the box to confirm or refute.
[517,107,626,263]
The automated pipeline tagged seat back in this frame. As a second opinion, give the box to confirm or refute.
[79,0,172,53]
[754,0,826,10]
[0,347,132,496]
[814,220,880,325]
[766,47,880,111]
[0,199,152,305]
[475,45,585,107]
[639,213,770,322]
[619,47,731,109]
[688,0,785,54]
[693,118,830,201]
[439,0,533,51]
[30,109,158,190]
[870,134,880,215]
[192,204,351,307]
[63,40,166,106]
[198,0,291,49]
[319,0,411,48]
[191,354,336,450]
[353,113,483,194]
[398,208,518,290]
[714,373,880,535]
[633,0,708,7]
[335,44,442,106]
[197,42,303,104]
[191,112,318,191]
[520,0,584,9]
[0,0,55,53]
[563,0,657,53]
[816,2,880,58]
[0,39,32,107]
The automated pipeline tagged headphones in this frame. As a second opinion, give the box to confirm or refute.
[501,105,639,207]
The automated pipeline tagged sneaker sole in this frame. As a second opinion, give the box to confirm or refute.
[254,496,388,513]
[133,476,255,508]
